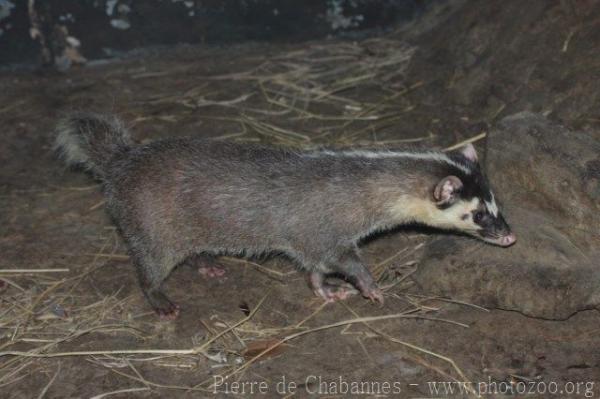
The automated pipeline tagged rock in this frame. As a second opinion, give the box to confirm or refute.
[414,112,600,319]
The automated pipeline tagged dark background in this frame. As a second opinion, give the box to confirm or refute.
[0,0,430,67]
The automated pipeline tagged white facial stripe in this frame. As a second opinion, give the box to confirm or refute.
[305,150,472,174]
[485,193,498,217]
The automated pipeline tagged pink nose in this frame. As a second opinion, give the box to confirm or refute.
[500,233,516,246]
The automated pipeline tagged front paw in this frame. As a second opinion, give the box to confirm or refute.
[360,285,384,305]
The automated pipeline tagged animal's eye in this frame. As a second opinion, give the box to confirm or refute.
[473,211,484,223]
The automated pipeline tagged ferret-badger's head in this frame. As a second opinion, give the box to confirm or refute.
[427,144,515,247]
[389,144,516,247]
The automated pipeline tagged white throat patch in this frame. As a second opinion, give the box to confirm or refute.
[389,196,481,232]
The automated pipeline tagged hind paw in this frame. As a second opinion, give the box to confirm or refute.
[147,290,181,320]
[155,302,180,320]
[198,265,226,279]
[313,284,358,303]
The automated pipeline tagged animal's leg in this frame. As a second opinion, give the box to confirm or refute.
[307,271,358,302]
[184,254,226,278]
[328,249,384,304]
[133,254,180,320]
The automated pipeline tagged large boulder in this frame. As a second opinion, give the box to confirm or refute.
[414,112,600,319]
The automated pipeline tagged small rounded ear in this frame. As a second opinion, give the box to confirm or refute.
[459,143,478,163]
[434,176,463,205]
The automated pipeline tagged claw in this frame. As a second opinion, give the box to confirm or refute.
[362,287,384,305]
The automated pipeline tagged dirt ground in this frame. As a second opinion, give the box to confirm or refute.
[1,1,600,398]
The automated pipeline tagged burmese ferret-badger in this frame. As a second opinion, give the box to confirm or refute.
[55,114,515,319]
